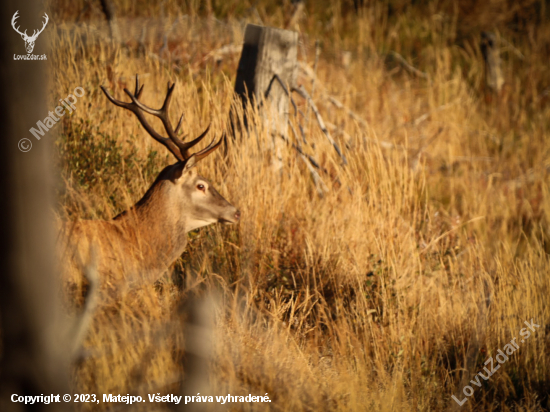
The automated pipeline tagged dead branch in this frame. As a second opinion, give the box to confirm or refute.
[412,99,459,126]
[292,85,348,165]
[299,62,399,150]
[499,35,525,60]
[388,51,429,79]
[284,0,305,30]
[284,125,328,196]
[305,41,322,123]
[327,95,368,128]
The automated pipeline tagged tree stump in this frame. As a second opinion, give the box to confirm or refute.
[233,24,298,170]
[99,0,121,43]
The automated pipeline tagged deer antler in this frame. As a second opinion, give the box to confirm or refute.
[100,75,223,162]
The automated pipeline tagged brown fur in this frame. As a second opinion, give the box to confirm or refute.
[59,160,239,297]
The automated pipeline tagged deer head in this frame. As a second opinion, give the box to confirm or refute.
[11,11,49,54]
[100,75,240,236]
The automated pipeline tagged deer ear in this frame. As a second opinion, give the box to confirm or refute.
[171,156,197,182]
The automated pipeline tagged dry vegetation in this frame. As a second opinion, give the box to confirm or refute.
[48,0,549,410]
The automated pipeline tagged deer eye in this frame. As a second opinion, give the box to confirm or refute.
[197,184,205,191]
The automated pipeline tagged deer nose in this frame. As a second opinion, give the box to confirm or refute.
[234,210,241,221]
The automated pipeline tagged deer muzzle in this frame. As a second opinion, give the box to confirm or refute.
[219,207,241,224]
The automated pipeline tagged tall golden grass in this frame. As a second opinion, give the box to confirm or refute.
[49,1,549,410]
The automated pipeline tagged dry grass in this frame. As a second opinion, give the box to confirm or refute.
[49,1,549,410]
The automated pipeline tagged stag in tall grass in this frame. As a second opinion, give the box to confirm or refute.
[61,75,240,294]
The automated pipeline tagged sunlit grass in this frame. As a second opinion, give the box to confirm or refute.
[51,1,549,410]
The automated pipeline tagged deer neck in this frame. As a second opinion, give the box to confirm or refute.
[113,182,190,271]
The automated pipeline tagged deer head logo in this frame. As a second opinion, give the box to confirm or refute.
[11,11,49,54]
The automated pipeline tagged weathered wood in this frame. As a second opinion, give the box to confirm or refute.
[234,24,298,139]
[99,0,121,43]
[481,31,504,93]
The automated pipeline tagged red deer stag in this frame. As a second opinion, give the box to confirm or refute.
[61,75,240,294]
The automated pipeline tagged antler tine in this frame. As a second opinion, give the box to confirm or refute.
[163,81,174,110]
[193,131,224,162]
[124,79,215,161]
[134,74,144,99]
[100,84,184,161]
[123,77,174,118]
[174,113,184,135]
[131,81,175,117]
[160,81,175,113]
[178,125,211,159]
[122,80,190,152]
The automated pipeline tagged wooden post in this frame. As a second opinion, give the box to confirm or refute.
[177,294,215,412]
[233,24,298,169]
[99,0,121,43]
[481,31,503,94]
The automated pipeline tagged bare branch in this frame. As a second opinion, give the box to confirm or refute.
[388,51,429,79]
[292,85,348,165]
[285,124,328,196]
